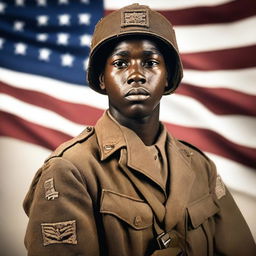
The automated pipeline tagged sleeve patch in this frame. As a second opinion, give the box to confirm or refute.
[41,220,77,246]
[215,175,226,200]
[44,178,59,200]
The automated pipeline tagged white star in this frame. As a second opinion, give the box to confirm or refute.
[83,57,89,71]
[0,38,5,49]
[39,48,51,61]
[57,33,69,45]
[81,0,89,4]
[37,15,49,26]
[37,0,47,6]
[14,21,25,31]
[58,14,70,26]
[0,3,6,13]
[61,53,74,67]
[15,0,25,6]
[78,13,91,25]
[80,34,91,46]
[59,0,68,4]
[15,42,27,55]
[37,33,48,42]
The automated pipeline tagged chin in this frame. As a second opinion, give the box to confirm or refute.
[125,104,154,120]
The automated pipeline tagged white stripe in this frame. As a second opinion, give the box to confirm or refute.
[160,94,256,148]
[183,67,256,95]
[0,94,84,137]
[175,16,256,53]
[0,67,108,109]
[104,0,235,10]
[206,152,256,197]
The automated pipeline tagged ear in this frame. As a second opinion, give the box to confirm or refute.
[99,73,106,90]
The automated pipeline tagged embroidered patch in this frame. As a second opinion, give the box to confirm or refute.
[215,175,226,200]
[41,220,77,246]
[121,9,149,27]
[44,178,59,200]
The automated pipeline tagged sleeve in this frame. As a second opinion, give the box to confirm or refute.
[23,157,100,256]
[208,160,256,255]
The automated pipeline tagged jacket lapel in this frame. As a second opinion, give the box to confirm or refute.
[164,136,195,231]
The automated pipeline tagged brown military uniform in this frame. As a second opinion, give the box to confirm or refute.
[23,111,256,256]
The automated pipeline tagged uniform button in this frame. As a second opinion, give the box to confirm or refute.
[104,144,115,151]
[134,216,142,227]
[154,155,157,160]
[86,126,92,132]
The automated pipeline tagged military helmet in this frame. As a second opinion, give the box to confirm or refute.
[87,3,183,95]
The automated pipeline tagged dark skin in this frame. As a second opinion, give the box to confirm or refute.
[99,39,168,146]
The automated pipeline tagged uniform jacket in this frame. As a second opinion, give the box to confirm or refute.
[23,111,256,256]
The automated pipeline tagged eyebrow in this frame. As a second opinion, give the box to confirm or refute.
[111,48,162,57]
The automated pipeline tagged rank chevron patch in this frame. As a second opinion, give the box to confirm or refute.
[41,220,77,246]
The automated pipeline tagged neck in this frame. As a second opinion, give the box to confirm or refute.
[109,106,161,146]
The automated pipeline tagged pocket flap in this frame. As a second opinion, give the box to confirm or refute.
[100,189,153,230]
[187,194,219,228]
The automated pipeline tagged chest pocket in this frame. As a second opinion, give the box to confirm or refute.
[100,189,153,230]
[187,194,219,229]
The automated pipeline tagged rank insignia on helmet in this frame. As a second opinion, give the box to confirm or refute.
[41,220,77,246]
[44,178,59,200]
[121,9,149,27]
[215,175,226,200]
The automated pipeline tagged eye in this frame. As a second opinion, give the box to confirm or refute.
[144,59,159,68]
[112,59,128,69]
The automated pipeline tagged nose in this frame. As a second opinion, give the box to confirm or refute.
[127,63,146,85]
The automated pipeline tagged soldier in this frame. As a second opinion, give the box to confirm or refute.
[23,3,256,256]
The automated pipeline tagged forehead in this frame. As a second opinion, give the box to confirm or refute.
[110,38,162,55]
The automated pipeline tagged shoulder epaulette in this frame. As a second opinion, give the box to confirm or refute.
[45,126,94,163]
[178,140,210,161]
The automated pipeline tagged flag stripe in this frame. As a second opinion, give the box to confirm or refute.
[181,45,256,70]
[161,95,256,148]
[177,83,256,116]
[0,68,108,109]
[0,111,70,150]
[175,16,256,53]
[165,123,256,169]
[0,81,103,125]
[0,94,84,137]
[159,0,256,25]
[182,68,256,95]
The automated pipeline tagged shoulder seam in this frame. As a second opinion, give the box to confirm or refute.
[45,126,94,163]
[178,139,210,161]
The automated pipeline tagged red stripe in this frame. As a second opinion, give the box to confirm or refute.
[0,111,71,150]
[0,81,103,125]
[105,0,255,25]
[176,83,256,116]
[165,122,256,169]
[181,45,256,70]
[1,110,255,169]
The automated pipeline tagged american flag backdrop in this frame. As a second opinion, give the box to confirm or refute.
[0,0,255,255]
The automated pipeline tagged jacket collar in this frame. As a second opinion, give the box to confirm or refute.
[94,111,126,161]
[95,111,168,190]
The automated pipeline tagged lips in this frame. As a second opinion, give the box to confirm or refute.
[125,87,150,101]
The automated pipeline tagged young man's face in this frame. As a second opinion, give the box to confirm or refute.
[100,39,168,121]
